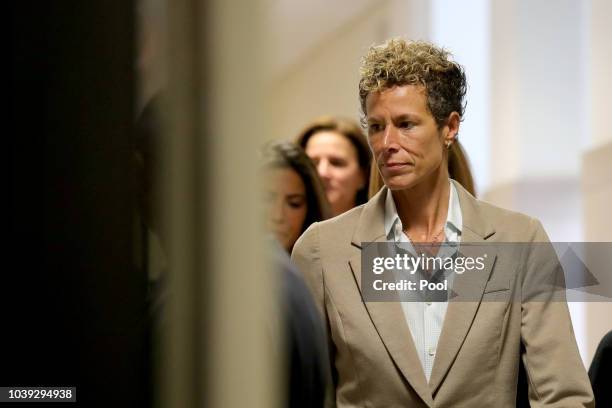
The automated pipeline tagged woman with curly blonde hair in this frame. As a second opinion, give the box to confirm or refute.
[292,39,592,407]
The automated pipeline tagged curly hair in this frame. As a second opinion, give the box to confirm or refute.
[359,38,467,128]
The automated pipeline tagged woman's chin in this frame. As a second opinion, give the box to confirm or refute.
[383,175,418,191]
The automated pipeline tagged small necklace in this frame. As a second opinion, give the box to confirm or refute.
[403,225,446,262]
[402,225,445,244]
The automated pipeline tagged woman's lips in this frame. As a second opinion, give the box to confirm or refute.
[383,162,411,173]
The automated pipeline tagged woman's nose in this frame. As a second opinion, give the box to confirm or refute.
[317,160,331,178]
[269,199,285,224]
[383,125,400,151]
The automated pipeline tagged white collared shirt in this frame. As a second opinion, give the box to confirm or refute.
[383,180,463,381]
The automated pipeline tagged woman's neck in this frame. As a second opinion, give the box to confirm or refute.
[392,168,450,242]
[331,198,356,217]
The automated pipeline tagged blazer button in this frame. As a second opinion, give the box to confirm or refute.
[428,348,436,357]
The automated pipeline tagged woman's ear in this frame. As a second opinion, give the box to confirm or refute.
[445,112,461,146]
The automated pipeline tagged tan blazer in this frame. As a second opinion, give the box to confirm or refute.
[291,180,594,407]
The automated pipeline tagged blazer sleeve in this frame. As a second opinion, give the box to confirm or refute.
[520,218,594,407]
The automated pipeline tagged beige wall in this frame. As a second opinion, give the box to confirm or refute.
[581,0,612,365]
[581,143,612,364]
[489,0,587,186]
[590,0,612,148]
[269,4,387,140]
[486,0,612,366]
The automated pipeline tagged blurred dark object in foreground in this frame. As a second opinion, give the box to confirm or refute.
[589,330,612,407]
[275,244,328,407]
[10,1,149,406]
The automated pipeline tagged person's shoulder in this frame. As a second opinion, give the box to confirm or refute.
[471,196,545,241]
[475,197,534,224]
[452,180,541,236]
[309,202,366,233]
[293,204,366,255]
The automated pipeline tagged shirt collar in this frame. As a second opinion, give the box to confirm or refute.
[384,179,463,238]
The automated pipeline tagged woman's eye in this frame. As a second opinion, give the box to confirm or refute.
[368,124,381,133]
[287,197,305,208]
[330,158,347,167]
[288,201,304,209]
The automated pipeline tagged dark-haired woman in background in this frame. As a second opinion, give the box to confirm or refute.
[296,117,372,217]
[262,141,331,253]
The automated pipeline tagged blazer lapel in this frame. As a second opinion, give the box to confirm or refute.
[349,188,435,407]
[428,180,497,394]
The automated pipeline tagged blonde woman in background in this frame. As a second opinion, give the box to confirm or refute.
[296,117,372,217]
